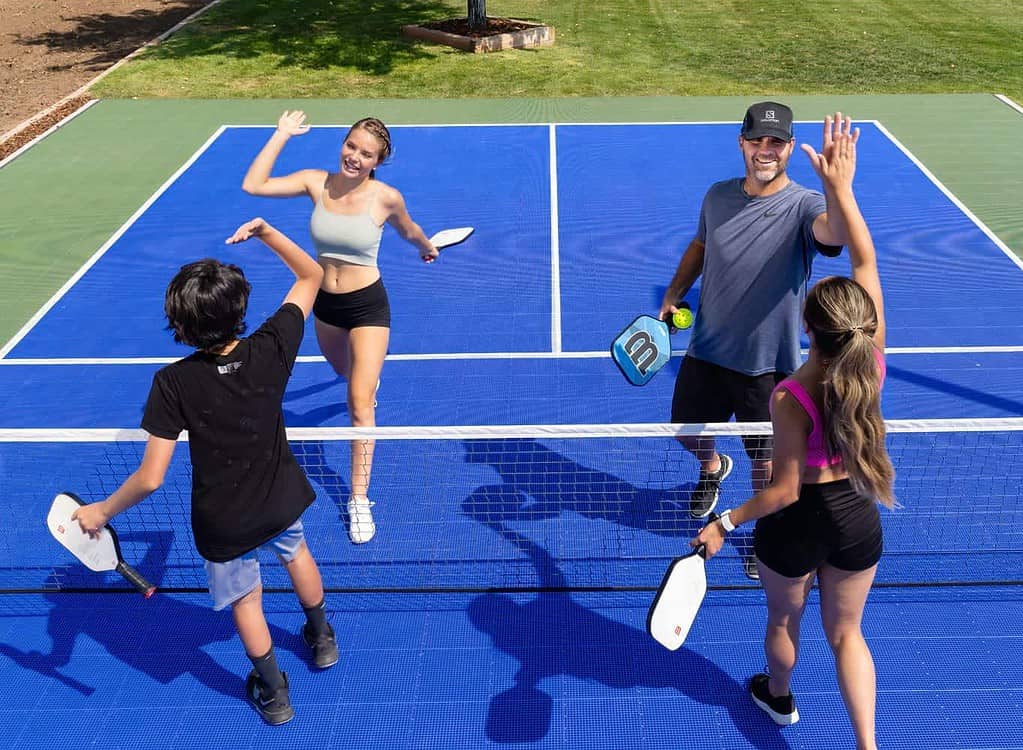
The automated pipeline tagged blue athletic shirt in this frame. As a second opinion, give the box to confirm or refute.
[687,178,841,376]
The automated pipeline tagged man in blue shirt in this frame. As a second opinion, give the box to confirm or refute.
[660,103,852,578]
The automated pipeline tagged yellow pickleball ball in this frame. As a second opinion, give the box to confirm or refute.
[671,307,693,330]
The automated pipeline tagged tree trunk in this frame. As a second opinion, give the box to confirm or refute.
[467,0,486,32]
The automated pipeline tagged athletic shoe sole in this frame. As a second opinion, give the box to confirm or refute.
[749,674,799,726]
[690,454,733,518]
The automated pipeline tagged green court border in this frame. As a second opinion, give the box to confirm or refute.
[1,94,1021,349]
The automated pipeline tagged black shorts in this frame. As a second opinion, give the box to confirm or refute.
[671,355,785,461]
[313,278,391,329]
[754,478,883,577]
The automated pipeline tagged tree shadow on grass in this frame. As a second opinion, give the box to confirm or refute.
[15,1,211,71]
[19,0,463,76]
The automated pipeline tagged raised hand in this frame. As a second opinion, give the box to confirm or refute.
[225,218,268,244]
[800,113,859,189]
[276,110,310,137]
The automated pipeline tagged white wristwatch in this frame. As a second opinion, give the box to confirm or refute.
[719,510,736,533]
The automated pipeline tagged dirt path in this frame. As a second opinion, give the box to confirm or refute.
[0,0,211,159]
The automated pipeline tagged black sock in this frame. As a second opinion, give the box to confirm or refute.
[249,647,285,691]
[303,599,329,636]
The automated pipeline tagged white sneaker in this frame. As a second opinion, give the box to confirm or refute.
[347,495,376,544]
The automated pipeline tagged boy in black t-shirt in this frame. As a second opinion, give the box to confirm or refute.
[73,218,332,726]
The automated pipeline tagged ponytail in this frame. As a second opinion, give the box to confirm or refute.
[805,277,895,507]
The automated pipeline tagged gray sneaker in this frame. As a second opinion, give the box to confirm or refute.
[303,623,339,669]
[246,670,294,725]
[690,453,733,518]
[743,554,760,581]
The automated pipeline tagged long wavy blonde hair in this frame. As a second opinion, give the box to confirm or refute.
[804,276,895,507]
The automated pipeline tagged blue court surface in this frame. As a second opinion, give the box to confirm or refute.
[2,121,1023,749]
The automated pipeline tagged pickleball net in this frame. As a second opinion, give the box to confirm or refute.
[2,419,1021,593]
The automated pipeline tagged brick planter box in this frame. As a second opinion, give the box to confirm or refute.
[401,18,555,53]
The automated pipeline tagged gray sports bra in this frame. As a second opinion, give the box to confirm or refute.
[309,180,384,266]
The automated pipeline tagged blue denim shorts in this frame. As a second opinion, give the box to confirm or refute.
[205,519,306,611]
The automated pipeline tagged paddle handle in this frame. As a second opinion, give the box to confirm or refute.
[692,512,719,560]
[116,561,156,598]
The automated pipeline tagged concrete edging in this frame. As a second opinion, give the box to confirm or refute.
[401,18,555,53]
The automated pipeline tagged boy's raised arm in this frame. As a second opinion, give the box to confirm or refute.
[227,218,324,319]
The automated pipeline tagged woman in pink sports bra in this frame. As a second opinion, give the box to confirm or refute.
[242,111,439,545]
[693,114,894,750]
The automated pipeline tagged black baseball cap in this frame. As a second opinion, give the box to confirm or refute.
[741,102,794,141]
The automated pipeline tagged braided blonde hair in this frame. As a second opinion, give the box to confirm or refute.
[345,117,392,178]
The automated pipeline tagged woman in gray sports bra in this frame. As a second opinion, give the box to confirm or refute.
[243,110,439,546]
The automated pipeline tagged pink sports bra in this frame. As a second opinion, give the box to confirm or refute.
[773,347,886,467]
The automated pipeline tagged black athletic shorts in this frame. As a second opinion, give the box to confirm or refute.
[313,278,391,329]
[670,355,785,461]
[754,478,883,577]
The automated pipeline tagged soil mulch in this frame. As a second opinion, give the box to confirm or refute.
[0,0,211,161]
[420,17,539,38]
[0,5,541,163]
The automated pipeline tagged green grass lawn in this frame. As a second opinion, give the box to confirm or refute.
[93,0,1023,102]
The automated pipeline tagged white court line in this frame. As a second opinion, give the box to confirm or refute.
[0,125,230,360]
[7,119,1020,362]
[549,124,562,354]
[995,94,1023,115]
[0,100,99,171]
[225,119,822,129]
[4,417,1023,443]
[3,345,1023,366]
[226,123,546,129]
[873,120,1023,273]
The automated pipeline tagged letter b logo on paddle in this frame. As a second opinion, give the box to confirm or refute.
[624,330,659,375]
[611,315,672,386]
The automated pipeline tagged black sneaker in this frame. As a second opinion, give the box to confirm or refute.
[302,622,339,669]
[246,669,294,725]
[743,554,760,581]
[690,453,733,518]
[749,673,799,725]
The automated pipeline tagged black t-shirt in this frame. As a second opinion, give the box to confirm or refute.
[142,303,315,562]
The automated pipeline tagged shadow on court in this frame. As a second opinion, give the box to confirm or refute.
[465,523,791,748]
[297,437,352,524]
[459,437,756,570]
[283,376,347,425]
[0,530,314,702]
[885,363,1023,415]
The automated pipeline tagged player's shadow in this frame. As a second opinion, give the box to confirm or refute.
[465,524,791,748]
[283,376,347,425]
[460,437,756,568]
[296,438,352,523]
[0,530,314,701]
[883,363,1023,414]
